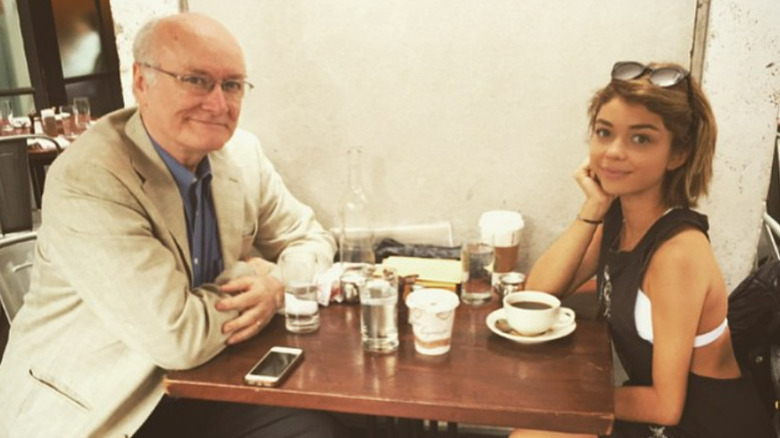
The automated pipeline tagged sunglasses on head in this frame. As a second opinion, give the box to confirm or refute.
[611,61,697,139]
[611,61,689,88]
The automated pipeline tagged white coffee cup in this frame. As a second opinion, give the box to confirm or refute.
[406,288,460,355]
[503,291,575,336]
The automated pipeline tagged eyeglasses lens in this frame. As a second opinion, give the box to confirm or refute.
[648,68,685,87]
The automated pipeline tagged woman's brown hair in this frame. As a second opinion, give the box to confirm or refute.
[587,62,717,208]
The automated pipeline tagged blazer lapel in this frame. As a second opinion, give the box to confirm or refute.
[209,149,244,267]
[124,112,193,278]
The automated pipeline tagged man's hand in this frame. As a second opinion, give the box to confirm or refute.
[215,265,284,345]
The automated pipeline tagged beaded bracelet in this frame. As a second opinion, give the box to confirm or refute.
[576,215,603,225]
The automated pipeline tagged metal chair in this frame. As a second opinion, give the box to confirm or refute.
[0,134,61,219]
[0,230,36,323]
[757,212,780,266]
[0,136,33,233]
[24,134,63,209]
[769,344,780,436]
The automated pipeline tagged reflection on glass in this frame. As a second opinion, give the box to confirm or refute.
[0,0,33,91]
[53,0,104,77]
[66,77,116,117]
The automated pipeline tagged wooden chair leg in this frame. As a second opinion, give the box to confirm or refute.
[429,419,439,436]
[366,415,378,438]
[447,421,458,438]
[387,416,397,438]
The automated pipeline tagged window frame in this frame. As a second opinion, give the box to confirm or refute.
[1,0,123,116]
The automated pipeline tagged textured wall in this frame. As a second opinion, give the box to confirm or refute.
[109,1,780,289]
[182,0,696,269]
[109,0,179,106]
[699,0,780,289]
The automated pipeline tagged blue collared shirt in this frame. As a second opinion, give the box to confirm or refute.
[151,140,223,287]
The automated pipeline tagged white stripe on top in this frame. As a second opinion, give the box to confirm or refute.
[635,289,727,348]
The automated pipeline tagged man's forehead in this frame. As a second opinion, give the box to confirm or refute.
[157,16,243,56]
[155,40,246,76]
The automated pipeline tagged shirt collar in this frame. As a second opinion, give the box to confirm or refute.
[149,136,213,195]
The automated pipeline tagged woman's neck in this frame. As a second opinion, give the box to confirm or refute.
[618,196,669,251]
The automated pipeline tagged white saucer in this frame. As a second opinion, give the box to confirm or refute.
[486,309,576,345]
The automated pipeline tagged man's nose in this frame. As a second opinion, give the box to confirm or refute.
[201,84,230,112]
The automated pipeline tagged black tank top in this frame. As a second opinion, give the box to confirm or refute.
[595,200,773,438]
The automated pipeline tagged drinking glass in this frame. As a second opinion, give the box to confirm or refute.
[1,100,14,135]
[460,230,495,306]
[72,97,91,133]
[41,109,58,137]
[280,252,321,334]
[359,267,399,353]
[57,105,75,139]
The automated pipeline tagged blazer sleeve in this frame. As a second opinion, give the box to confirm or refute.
[40,149,235,371]
[225,130,336,264]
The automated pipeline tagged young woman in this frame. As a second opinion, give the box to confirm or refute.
[511,62,774,438]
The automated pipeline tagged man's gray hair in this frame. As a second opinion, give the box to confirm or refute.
[132,17,163,64]
[132,17,165,86]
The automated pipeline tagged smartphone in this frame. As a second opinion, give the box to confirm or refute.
[243,346,304,387]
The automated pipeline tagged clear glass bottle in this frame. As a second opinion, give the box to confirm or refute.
[339,147,375,267]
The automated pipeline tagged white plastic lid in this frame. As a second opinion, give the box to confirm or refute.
[479,210,524,246]
[405,288,460,312]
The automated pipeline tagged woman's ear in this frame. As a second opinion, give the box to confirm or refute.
[667,148,689,171]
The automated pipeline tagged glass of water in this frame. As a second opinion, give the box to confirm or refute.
[72,97,91,133]
[1,100,14,135]
[280,251,322,334]
[460,231,495,306]
[359,267,399,353]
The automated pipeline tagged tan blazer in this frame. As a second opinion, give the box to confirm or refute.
[0,108,335,438]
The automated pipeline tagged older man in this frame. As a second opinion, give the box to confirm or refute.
[0,13,342,438]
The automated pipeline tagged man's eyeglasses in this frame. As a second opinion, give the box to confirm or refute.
[140,63,254,100]
[611,61,689,88]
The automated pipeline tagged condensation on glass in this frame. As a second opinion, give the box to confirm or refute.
[53,0,105,78]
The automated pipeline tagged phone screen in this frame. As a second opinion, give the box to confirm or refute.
[249,350,300,378]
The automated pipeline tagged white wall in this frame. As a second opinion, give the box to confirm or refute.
[110,0,780,290]
[109,0,179,105]
[700,0,780,289]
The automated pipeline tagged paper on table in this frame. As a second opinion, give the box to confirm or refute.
[382,256,461,292]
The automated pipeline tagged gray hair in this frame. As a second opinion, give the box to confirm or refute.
[132,17,165,85]
[132,17,163,64]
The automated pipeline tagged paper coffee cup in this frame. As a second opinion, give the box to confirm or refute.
[405,288,460,355]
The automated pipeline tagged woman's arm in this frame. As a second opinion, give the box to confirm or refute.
[614,229,711,425]
[526,159,614,297]
[525,218,604,297]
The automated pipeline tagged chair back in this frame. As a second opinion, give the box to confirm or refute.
[770,345,780,436]
[0,136,33,233]
[0,231,36,322]
[0,134,62,219]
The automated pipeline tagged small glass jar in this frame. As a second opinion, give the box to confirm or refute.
[498,272,526,297]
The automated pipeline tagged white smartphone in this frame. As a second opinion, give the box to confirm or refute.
[243,346,304,387]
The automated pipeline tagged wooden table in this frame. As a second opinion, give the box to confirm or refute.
[165,293,614,435]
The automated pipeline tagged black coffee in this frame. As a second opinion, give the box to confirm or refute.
[510,301,552,310]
